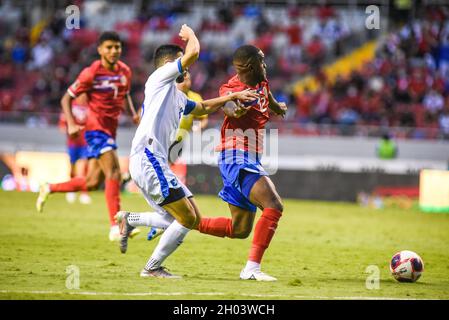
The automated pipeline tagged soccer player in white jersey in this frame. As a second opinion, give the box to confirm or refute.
[116,24,257,278]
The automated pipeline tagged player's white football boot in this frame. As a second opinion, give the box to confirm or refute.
[65,192,77,204]
[36,183,51,213]
[109,225,121,242]
[140,267,181,279]
[239,269,277,282]
[78,193,92,205]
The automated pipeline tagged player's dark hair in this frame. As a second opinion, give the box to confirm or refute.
[232,45,260,63]
[98,31,121,45]
[153,44,184,68]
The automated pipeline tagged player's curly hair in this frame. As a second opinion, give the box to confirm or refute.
[154,44,184,68]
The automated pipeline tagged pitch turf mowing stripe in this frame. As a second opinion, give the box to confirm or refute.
[0,290,426,300]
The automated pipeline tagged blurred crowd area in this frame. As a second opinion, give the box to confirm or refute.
[290,5,449,139]
[0,0,448,139]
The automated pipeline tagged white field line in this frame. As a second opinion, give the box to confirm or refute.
[0,289,426,300]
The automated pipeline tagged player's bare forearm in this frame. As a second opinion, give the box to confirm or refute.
[61,92,84,137]
[191,96,231,116]
[179,24,200,70]
[191,90,257,116]
[60,92,76,126]
[267,91,280,112]
[268,91,287,116]
[126,93,136,116]
[126,93,140,124]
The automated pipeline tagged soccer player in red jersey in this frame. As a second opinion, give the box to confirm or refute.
[36,31,140,241]
[58,94,91,205]
[196,45,287,281]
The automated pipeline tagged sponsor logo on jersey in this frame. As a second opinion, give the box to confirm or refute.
[170,179,178,187]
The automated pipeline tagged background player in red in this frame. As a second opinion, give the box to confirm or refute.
[196,45,287,281]
[58,93,91,205]
[36,31,140,241]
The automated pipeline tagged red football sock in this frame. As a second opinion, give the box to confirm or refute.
[248,208,282,263]
[49,177,87,193]
[198,217,233,238]
[105,179,120,226]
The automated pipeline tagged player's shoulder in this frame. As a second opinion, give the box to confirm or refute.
[117,60,132,74]
[79,60,100,79]
[220,74,245,91]
[226,74,244,87]
[187,90,203,102]
[88,60,102,72]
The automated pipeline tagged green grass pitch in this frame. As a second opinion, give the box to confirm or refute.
[0,190,449,300]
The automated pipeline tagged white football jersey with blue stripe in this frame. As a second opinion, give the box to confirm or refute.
[130,58,195,159]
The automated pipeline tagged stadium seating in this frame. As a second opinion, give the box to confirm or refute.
[0,2,448,139]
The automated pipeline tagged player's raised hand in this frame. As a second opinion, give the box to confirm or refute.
[232,89,258,103]
[179,24,195,41]
[67,123,84,138]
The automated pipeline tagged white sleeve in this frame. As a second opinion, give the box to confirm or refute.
[151,58,183,85]
[178,90,188,105]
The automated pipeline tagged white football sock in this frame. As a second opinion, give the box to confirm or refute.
[127,211,174,229]
[244,260,261,272]
[144,220,190,270]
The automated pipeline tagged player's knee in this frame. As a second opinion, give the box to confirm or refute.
[231,222,252,239]
[265,197,284,212]
[86,179,100,191]
[105,169,121,181]
[273,199,284,212]
[231,228,251,239]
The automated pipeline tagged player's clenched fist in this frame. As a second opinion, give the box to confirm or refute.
[132,114,140,125]
[179,24,195,41]
[276,102,288,117]
[67,123,84,138]
[231,102,250,118]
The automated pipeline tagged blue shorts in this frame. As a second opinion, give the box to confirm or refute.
[68,145,88,164]
[218,150,268,212]
[84,130,117,159]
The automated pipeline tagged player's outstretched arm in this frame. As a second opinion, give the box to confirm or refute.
[179,24,200,71]
[60,92,84,137]
[191,89,257,116]
[268,91,287,117]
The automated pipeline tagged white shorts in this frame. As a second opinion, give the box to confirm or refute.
[129,148,192,212]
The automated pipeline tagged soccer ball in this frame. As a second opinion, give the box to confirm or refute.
[390,250,424,283]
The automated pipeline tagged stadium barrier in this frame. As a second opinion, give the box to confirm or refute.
[1,124,447,205]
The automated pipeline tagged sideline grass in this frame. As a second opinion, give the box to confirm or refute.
[0,190,448,300]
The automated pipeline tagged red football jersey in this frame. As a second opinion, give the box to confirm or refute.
[67,60,132,138]
[218,75,270,153]
[59,102,88,147]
